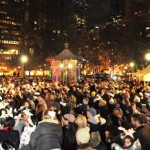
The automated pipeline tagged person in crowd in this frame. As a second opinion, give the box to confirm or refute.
[19,110,36,150]
[29,110,63,150]
[0,76,150,150]
[45,92,55,108]
[0,108,8,125]
[86,107,106,132]
[97,99,109,120]
[111,135,141,150]
[90,131,107,150]
[14,109,34,137]
[76,97,90,115]
[62,113,77,150]
[121,97,133,122]
[75,114,91,149]
[34,103,46,122]
[0,117,20,150]
[131,113,150,150]
[50,102,62,122]
[104,120,123,150]
[111,108,131,129]
[37,94,47,110]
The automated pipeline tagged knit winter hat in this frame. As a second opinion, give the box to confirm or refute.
[64,114,75,123]
[87,108,97,116]
[51,102,60,110]
[91,91,96,97]
[76,127,90,144]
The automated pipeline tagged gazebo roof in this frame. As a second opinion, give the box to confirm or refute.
[54,42,78,60]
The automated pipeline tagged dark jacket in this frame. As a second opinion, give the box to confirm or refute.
[133,124,150,150]
[62,123,77,150]
[29,119,63,150]
[96,141,107,150]
[0,130,20,150]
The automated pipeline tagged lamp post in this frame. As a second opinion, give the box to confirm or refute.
[68,63,73,83]
[60,63,64,84]
[130,62,135,78]
[20,55,28,78]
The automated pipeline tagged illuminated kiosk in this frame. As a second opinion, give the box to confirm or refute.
[46,42,81,83]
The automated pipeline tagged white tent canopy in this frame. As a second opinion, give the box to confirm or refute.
[135,65,150,81]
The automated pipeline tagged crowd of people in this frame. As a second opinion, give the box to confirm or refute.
[0,76,150,150]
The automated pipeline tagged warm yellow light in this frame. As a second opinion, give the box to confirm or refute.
[21,55,28,63]
[145,52,150,61]
[130,62,135,67]
[68,64,73,69]
[124,66,128,70]
[60,63,64,68]
[37,70,43,76]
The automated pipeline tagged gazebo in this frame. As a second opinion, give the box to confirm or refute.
[46,42,81,83]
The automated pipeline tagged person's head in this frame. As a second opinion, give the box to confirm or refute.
[23,101,31,109]
[3,117,15,128]
[43,110,57,120]
[69,108,75,115]
[21,110,31,122]
[36,103,46,113]
[86,108,97,118]
[99,99,107,107]
[76,127,90,146]
[5,95,13,103]
[0,109,7,118]
[50,102,60,112]
[62,114,75,126]
[90,131,101,148]
[123,135,134,148]
[75,114,87,128]
[113,108,123,118]
[37,94,45,102]
[91,91,96,97]
[122,98,131,107]
[83,97,89,105]
[45,93,54,100]
[131,114,144,128]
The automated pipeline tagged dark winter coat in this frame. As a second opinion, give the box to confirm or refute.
[0,130,20,150]
[62,123,77,150]
[29,119,63,150]
[133,124,150,150]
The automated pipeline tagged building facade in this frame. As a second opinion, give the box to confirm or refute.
[0,0,24,73]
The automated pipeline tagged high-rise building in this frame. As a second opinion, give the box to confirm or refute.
[0,0,23,71]
[0,0,63,71]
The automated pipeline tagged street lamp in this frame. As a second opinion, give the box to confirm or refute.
[20,55,28,78]
[130,62,134,68]
[145,51,150,61]
[68,63,73,69]
[130,62,135,78]
[60,63,64,68]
